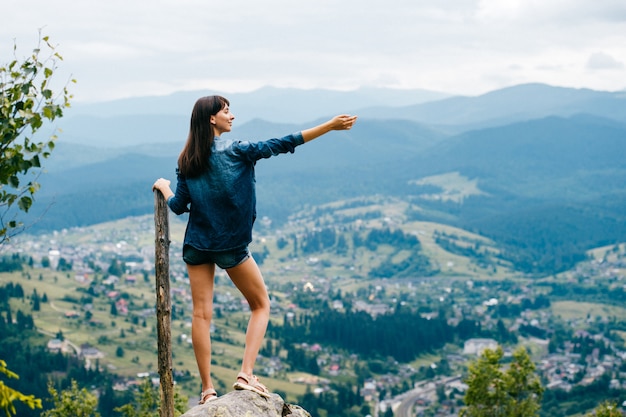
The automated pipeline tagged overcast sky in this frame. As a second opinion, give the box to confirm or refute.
[3,0,626,103]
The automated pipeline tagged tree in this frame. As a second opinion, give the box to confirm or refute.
[0,32,74,242]
[586,401,624,417]
[41,380,100,417]
[460,346,543,417]
[110,302,118,316]
[31,290,40,311]
[107,259,125,277]
[114,378,188,417]
[0,359,42,416]
[56,257,72,271]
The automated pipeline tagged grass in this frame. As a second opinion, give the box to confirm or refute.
[518,337,550,359]
[408,171,487,203]
[403,220,510,279]
[410,353,440,369]
[551,300,626,321]
[586,243,625,262]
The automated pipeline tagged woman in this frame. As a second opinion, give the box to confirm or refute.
[153,95,357,404]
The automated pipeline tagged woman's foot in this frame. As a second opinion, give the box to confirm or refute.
[232,372,271,397]
[199,388,218,405]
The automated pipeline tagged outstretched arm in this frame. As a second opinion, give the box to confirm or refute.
[301,114,357,143]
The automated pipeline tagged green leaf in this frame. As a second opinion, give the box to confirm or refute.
[43,106,53,119]
[18,196,33,212]
[30,114,43,129]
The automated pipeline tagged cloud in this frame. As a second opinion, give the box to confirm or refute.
[586,52,625,70]
[3,0,626,101]
[476,0,626,23]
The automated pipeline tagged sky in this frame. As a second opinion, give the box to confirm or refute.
[2,0,626,103]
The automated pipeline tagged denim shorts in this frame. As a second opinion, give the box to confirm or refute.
[183,244,250,269]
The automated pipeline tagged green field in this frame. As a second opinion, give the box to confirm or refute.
[551,300,626,321]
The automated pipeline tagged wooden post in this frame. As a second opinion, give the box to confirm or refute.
[154,190,174,417]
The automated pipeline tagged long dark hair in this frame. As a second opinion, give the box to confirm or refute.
[177,95,229,177]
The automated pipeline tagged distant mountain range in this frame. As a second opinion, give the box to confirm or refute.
[21,83,626,275]
[358,83,626,131]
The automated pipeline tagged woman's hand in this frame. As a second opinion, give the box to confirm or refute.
[152,178,171,192]
[329,114,358,131]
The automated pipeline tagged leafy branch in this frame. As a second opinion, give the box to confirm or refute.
[0,31,75,243]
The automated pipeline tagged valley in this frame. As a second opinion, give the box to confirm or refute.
[2,195,626,416]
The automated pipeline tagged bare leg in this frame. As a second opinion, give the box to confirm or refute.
[188,263,216,393]
[226,256,270,378]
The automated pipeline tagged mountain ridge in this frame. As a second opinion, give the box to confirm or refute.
[357,83,626,130]
[56,83,626,149]
[15,83,626,275]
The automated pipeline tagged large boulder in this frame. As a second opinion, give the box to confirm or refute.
[181,390,311,417]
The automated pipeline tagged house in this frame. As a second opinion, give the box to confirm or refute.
[353,300,389,317]
[65,311,80,319]
[81,345,105,360]
[103,275,120,286]
[47,339,64,352]
[115,298,129,315]
[75,273,91,285]
[361,380,378,401]
[463,338,498,355]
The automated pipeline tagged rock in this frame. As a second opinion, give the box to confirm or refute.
[181,390,311,417]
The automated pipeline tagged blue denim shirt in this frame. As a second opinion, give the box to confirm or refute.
[167,132,305,251]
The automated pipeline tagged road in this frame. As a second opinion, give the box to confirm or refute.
[393,376,461,417]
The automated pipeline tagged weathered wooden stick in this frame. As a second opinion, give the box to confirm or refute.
[154,190,174,417]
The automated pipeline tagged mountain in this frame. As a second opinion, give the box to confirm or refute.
[57,83,626,149]
[406,114,626,199]
[58,114,189,148]
[357,83,626,131]
[62,86,450,146]
[15,83,626,275]
[68,86,450,118]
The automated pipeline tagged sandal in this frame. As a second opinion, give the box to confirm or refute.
[198,388,218,405]
[232,372,271,397]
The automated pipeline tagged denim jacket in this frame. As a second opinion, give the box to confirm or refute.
[167,132,305,251]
